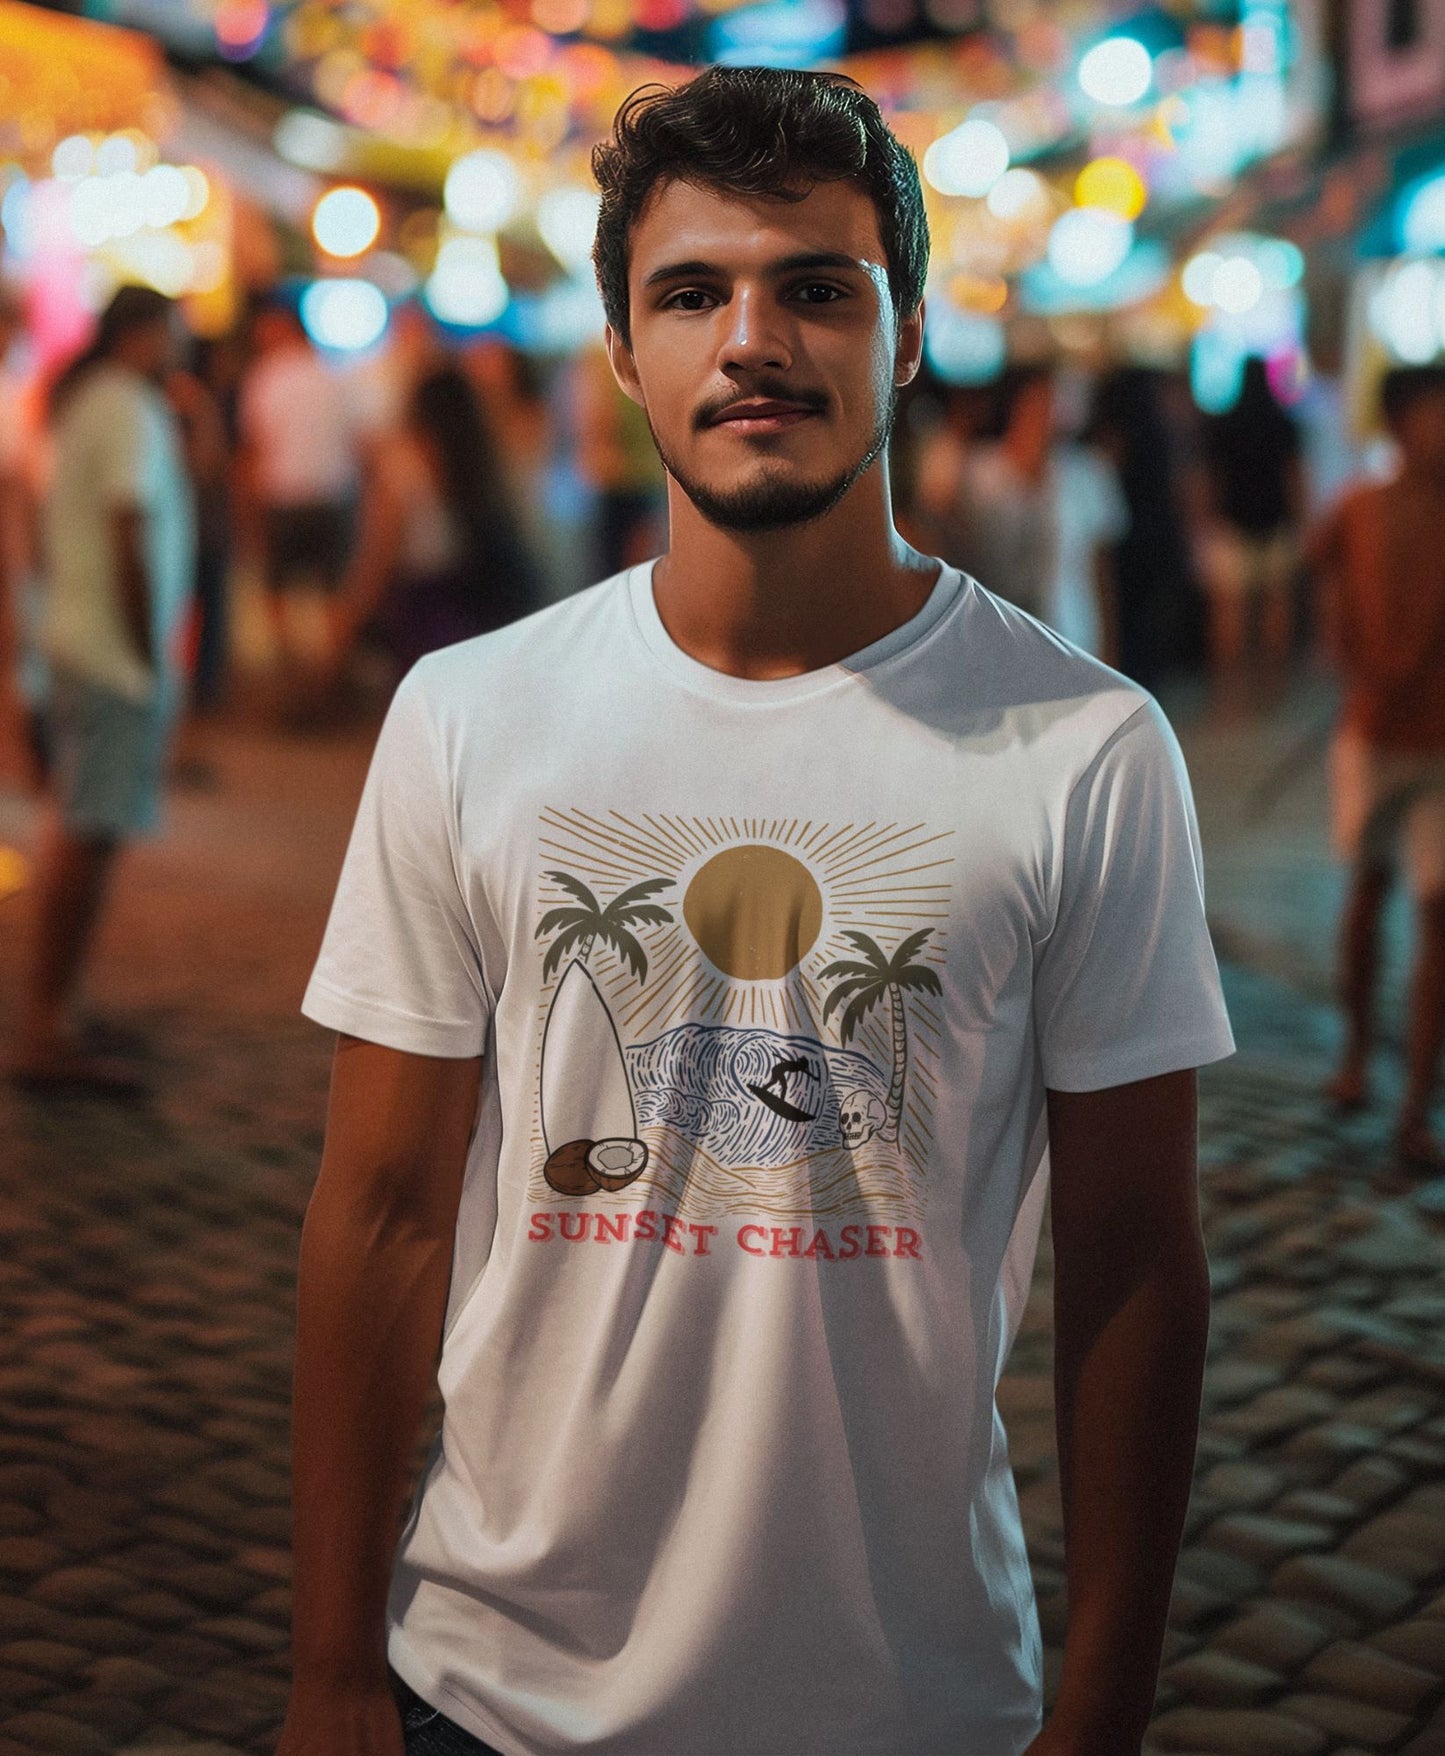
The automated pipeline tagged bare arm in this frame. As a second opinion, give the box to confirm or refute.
[1027,1069,1209,1756]
[328,448,407,659]
[1302,501,1348,672]
[111,504,152,670]
[278,1036,482,1754]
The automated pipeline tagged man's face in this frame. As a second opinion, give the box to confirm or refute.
[608,178,921,533]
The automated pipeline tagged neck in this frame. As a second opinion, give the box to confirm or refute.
[650,460,937,680]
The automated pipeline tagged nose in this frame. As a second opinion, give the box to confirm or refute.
[716,285,792,376]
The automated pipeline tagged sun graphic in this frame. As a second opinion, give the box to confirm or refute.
[682,845,823,980]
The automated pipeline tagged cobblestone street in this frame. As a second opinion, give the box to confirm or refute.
[1,682,1443,1755]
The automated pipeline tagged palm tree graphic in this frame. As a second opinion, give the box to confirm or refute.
[820,928,941,1143]
[536,871,674,985]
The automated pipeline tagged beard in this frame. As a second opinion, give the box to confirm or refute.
[647,390,897,533]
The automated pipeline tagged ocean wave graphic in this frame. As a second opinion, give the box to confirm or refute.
[626,1022,888,1169]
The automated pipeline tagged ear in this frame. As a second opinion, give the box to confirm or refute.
[894,297,925,390]
[604,323,646,409]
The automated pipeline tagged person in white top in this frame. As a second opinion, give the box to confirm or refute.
[237,298,359,667]
[919,364,1127,661]
[10,285,194,1094]
[282,66,1233,1756]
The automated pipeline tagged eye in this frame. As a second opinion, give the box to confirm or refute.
[662,288,717,312]
[792,282,847,304]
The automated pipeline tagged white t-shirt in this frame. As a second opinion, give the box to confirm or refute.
[304,562,1234,1756]
[240,344,358,506]
[43,364,195,703]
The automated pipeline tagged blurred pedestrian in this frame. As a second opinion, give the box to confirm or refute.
[920,364,1126,658]
[0,280,48,784]
[327,363,540,683]
[1088,367,1205,689]
[237,297,358,670]
[1198,356,1306,688]
[1309,364,1445,1170]
[169,340,233,721]
[575,339,665,577]
[466,338,570,602]
[9,286,194,1093]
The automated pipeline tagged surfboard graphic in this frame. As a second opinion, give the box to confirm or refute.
[540,959,638,1154]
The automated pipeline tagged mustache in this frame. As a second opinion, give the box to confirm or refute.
[695,382,829,429]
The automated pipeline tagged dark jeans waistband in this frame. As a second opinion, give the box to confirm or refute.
[392,1671,504,1755]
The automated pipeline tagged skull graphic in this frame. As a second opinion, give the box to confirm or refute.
[838,1089,886,1150]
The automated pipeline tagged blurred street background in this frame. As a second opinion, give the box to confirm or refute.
[2,0,1445,1750]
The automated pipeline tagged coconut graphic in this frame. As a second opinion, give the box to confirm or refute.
[544,1138,601,1196]
[587,1137,649,1191]
[540,959,649,1195]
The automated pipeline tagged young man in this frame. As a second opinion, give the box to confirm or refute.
[10,286,193,1093]
[1311,364,1445,1168]
[284,68,1233,1756]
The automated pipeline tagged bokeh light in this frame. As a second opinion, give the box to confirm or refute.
[312,186,381,258]
[923,118,1010,199]
[1370,260,1442,365]
[537,187,602,277]
[924,303,1006,385]
[216,0,270,59]
[1046,208,1132,287]
[1401,174,1445,255]
[1182,250,1222,307]
[52,136,94,181]
[1211,257,1264,316]
[985,168,1048,223]
[95,135,140,177]
[300,278,390,351]
[1078,37,1153,107]
[140,165,192,230]
[444,149,521,234]
[426,235,509,327]
[1074,157,1147,221]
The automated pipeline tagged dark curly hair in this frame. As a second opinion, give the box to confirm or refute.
[591,66,929,346]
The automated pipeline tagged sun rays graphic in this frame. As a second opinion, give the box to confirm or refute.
[536,810,952,1174]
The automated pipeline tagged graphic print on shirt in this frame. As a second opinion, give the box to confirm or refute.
[532,810,951,1222]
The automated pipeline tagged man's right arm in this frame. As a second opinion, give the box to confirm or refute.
[278,1035,482,1755]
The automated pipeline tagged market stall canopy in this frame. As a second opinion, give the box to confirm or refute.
[0,0,168,146]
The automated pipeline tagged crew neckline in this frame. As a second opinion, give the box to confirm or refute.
[626,556,966,705]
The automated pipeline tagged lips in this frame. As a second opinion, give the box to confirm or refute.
[709,399,819,430]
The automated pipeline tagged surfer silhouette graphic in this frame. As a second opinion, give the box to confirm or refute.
[750,1055,820,1123]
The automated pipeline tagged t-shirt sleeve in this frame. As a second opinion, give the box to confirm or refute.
[1033,698,1234,1091]
[303,667,492,1057]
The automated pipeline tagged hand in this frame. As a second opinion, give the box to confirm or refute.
[275,1680,406,1756]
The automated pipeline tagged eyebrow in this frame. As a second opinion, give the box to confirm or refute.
[642,250,871,289]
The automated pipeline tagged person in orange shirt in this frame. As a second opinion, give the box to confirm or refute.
[1310,365,1445,1169]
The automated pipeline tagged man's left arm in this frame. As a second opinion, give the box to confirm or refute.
[1027,1067,1210,1756]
